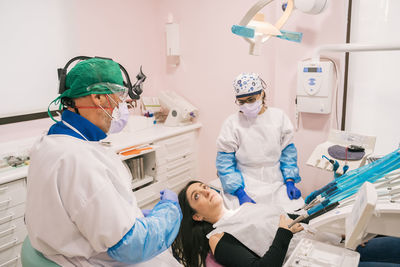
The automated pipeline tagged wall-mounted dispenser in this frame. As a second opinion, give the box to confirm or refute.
[165,23,180,56]
[165,14,180,66]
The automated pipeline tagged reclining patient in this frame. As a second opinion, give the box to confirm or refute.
[172,180,400,267]
[172,180,305,267]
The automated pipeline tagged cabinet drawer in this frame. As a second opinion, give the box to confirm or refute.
[0,204,25,227]
[0,217,24,240]
[0,227,26,253]
[0,244,21,267]
[155,132,195,165]
[134,182,163,208]
[157,153,194,177]
[166,164,194,187]
[0,255,20,267]
[166,173,192,192]
[0,180,26,211]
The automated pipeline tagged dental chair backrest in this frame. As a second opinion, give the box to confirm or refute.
[206,252,224,267]
[21,236,61,267]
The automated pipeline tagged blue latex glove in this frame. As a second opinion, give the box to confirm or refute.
[286,181,301,200]
[141,209,151,217]
[160,189,178,203]
[234,188,256,205]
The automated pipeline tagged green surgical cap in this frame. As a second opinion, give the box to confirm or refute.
[48,58,125,122]
[61,58,124,99]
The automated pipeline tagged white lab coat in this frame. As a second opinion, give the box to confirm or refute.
[216,107,303,212]
[25,134,180,267]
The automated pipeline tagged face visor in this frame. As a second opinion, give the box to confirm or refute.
[86,82,129,102]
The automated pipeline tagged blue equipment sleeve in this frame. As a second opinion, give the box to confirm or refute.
[216,151,245,195]
[280,143,301,183]
[107,200,182,264]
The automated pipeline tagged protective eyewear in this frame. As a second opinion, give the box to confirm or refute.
[235,94,261,105]
[87,82,129,101]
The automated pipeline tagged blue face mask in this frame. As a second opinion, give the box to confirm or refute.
[239,99,262,118]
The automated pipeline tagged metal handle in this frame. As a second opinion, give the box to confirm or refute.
[166,152,191,163]
[0,255,20,267]
[0,238,18,252]
[0,225,16,238]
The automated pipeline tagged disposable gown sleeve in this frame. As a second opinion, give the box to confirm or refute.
[280,143,301,183]
[216,151,245,195]
[107,200,182,264]
[278,110,301,183]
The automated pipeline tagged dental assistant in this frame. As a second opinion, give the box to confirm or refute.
[216,73,303,212]
[25,58,182,266]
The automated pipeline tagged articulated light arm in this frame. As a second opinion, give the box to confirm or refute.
[238,0,294,55]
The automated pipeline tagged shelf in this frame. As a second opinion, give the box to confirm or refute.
[132,175,154,190]
[119,146,156,161]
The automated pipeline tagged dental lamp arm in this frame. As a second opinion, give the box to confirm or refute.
[237,0,294,55]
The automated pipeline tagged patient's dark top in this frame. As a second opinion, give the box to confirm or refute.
[214,227,293,267]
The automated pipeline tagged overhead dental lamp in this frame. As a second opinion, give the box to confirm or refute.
[232,0,327,55]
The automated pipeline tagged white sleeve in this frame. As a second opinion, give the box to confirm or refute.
[216,116,239,153]
[280,110,295,150]
[58,154,137,252]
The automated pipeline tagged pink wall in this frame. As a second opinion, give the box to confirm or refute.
[0,0,349,196]
[66,0,166,97]
[271,1,348,195]
[153,0,278,182]
[154,1,349,196]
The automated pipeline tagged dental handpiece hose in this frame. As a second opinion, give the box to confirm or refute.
[324,162,400,204]
[288,201,339,228]
[321,160,400,202]
[304,148,400,206]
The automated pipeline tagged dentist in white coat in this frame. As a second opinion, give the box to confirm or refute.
[216,73,304,212]
[25,57,182,266]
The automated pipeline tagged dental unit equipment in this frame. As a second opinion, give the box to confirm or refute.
[289,148,400,228]
[307,130,376,174]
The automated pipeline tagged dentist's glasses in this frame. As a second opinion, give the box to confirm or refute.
[87,82,129,102]
[235,94,261,105]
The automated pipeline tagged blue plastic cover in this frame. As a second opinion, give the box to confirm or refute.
[216,151,245,194]
[107,200,182,263]
[280,143,301,183]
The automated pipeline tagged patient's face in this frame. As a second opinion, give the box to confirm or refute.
[186,182,223,223]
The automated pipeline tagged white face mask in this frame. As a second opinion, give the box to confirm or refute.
[239,100,262,118]
[108,102,130,134]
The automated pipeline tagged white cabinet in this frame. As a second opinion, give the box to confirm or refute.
[118,129,200,209]
[0,179,26,267]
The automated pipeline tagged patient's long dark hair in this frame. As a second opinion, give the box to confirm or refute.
[172,180,214,267]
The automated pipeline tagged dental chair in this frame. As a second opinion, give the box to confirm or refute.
[21,236,60,267]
